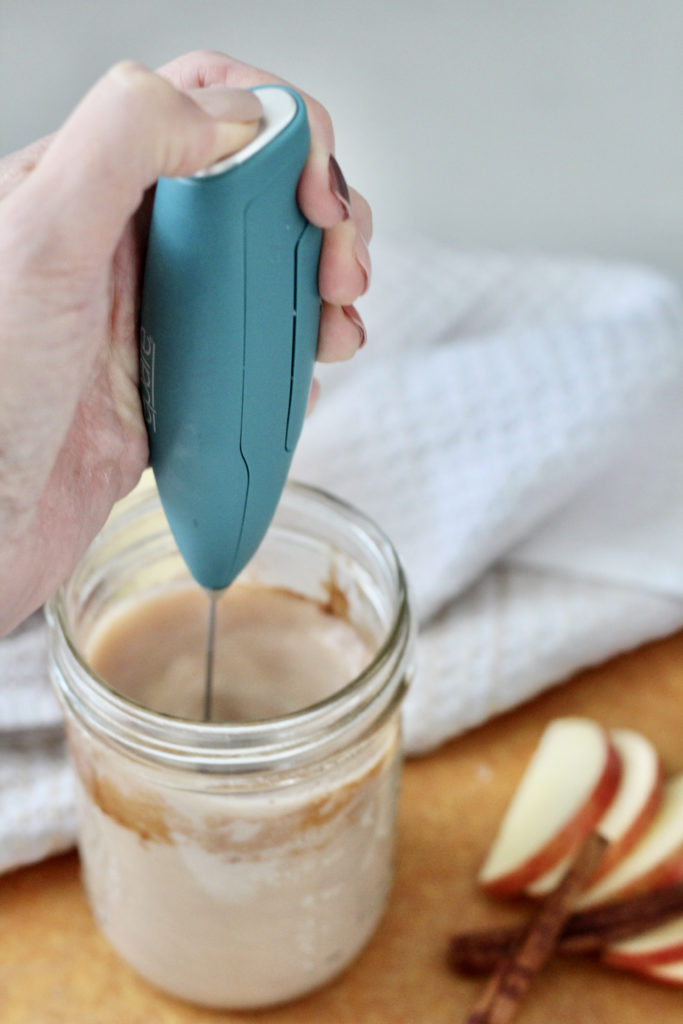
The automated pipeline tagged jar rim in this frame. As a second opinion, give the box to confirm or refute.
[47,479,413,771]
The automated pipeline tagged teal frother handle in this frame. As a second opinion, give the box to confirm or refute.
[139,86,322,590]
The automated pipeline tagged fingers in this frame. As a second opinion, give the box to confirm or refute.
[158,50,342,227]
[0,50,372,366]
[318,218,370,305]
[315,181,371,360]
[4,61,262,262]
[130,49,375,252]
[316,302,367,363]
[158,51,373,340]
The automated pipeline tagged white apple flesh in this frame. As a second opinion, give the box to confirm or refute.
[478,717,621,897]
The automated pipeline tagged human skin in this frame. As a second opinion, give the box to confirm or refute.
[0,50,372,635]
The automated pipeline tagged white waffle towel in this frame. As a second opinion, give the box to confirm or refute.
[2,235,683,873]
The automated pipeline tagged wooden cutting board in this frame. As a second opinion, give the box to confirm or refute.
[2,630,682,1023]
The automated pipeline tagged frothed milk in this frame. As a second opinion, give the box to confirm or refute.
[87,583,373,721]
[66,582,401,1008]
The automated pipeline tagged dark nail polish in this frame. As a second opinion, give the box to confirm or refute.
[329,154,351,220]
[342,305,367,348]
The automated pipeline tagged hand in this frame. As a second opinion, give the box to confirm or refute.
[0,50,372,634]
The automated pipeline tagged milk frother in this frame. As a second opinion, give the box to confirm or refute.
[139,85,322,716]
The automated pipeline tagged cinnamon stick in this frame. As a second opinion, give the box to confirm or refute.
[449,881,683,976]
[464,831,608,1024]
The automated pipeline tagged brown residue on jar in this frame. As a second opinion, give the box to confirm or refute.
[67,720,400,854]
[87,771,177,843]
[67,724,178,843]
[201,744,396,857]
[321,577,350,621]
[266,579,350,624]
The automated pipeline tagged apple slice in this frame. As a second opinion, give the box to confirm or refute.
[638,959,683,987]
[606,955,683,988]
[592,728,664,879]
[603,913,683,970]
[526,727,663,896]
[478,717,621,897]
[578,772,683,909]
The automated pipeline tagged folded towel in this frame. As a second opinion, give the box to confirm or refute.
[0,613,76,873]
[294,238,683,750]
[2,236,683,873]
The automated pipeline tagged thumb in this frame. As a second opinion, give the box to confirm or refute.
[9,61,262,259]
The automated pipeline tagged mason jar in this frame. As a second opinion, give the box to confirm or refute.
[46,472,414,1009]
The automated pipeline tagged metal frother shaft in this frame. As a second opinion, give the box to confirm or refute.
[203,589,223,721]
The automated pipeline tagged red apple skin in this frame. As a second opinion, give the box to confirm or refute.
[481,740,622,898]
[591,758,666,883]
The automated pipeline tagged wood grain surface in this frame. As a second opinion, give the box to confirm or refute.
[2,630,682,1023]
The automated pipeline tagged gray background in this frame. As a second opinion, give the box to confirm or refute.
[2,0,682,277]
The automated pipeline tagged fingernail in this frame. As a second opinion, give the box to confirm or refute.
[188,85,263,123]
[329,154,352,220]
[342,304,367,348]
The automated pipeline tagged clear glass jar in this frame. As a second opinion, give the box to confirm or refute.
[46,472,413,1010]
